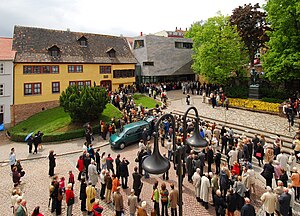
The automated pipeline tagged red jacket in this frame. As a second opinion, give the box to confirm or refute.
[65,189,74,204]
[77,159,85,172]
[232,164,240,176]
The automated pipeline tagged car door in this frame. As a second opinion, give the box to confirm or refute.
[125,128,138,144]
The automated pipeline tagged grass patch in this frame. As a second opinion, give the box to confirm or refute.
[100,103,123,122]
[133,94,161,109]
[8,103,122,142]
[9,107,71,136]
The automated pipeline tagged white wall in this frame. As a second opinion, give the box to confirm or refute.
[0,60,13,127]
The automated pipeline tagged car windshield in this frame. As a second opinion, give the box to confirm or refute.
[115,127,125,136]
[145,116,154,123]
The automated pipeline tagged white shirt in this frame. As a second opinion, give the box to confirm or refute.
[99,172,105,184]
[9,153,16,166]
[166,140,173,151]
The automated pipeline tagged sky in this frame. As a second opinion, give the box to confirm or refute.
[0,0,266,38]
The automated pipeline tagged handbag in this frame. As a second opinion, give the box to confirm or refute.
[67,197,74,206]
[255,152,262,158]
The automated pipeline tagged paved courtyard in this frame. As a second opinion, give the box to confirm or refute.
[0,90,299,215]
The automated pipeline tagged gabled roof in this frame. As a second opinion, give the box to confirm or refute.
[0,37,16,60]
[12,26,137,64]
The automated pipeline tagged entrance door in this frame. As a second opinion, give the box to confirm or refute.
[100,80,112,91]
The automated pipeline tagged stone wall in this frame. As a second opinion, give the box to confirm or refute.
[11,100,59,126]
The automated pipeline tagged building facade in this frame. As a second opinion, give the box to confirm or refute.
[12,26,137,125]
[0,38,15,128]
[131,31,195,84]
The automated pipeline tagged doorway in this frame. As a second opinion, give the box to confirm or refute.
[100,80,112,91]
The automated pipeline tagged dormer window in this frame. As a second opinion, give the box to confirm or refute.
[78,36,88,47]
[48,45,60,57]
[106,48,116,58]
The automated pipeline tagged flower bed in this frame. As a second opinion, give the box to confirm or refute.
[229,98,280,113]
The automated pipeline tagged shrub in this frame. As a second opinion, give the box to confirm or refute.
[43,129,84,142]
[261,97,284,103]
[60,84,109,122]
[225,86,249,98]
[259,86,291,100]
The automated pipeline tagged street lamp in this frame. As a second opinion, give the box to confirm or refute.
[142,114,175,175]
[142,107,208,216]
[183,106,208,148]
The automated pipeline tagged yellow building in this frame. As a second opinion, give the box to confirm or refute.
[12,26,137,124]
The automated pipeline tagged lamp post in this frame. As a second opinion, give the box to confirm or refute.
[142,107,208,216]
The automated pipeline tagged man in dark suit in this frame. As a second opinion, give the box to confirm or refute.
[240,198,255,216]
[198,149,206,176]
[119,157,130,189]
[279,188,291,216]
[132,166,142,202]
[207,146,214,173]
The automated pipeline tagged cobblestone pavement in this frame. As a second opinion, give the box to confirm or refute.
[165,90,299,137]
[0,137,109,164]
[1,142,235,216]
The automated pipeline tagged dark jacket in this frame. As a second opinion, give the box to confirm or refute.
[255,145,264,159]
[186,156,194,175]
[84,156,91,170]
[198,152,206,166]
[207,149,214,164]
[214,195,227,215]
[240,204,256,216]
[262,163,274,179]
[119,160,130,177]
[95,152,100,164]
[226,193,237,212]
[132,172,142,191]
[115,158,121,177]
[243,144,249,161]
[279,192,291,216]
[219,170,230,190]
[80,181,87,200]
[49,154,56,167]
[214,153,221,165]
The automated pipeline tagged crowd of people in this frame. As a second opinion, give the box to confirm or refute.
[7,81,300,216]
[43,112,299,216]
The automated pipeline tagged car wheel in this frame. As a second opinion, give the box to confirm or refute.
[120,143,125,150]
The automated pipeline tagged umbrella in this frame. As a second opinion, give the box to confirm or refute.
[25,132,34,142]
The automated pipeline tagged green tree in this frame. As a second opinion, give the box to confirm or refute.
[186,13,248,84]
[59,83,109,122]
[262,0,300,81]
[230,3,270,67]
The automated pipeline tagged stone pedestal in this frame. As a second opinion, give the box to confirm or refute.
[249,85,259,99]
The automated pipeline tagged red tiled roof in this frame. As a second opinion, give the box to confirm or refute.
[0,37,16,60]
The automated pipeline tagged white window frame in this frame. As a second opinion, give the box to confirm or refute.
[0,63,3,74]
[0,83,4,96]
[0,105,3,113]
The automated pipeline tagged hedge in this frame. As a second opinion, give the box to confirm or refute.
[9,124,101,143]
